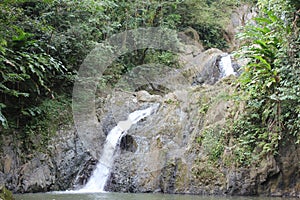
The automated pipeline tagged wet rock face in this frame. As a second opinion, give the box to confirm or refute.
[256,140,300,197]
[105,80,232,195]
[0,127,98,193]
[18,153,55,192]
[191,54,242,86]
[225,4,258,51]
[120,135,138,153]
[222,142,300,197]
[73,157,98,188]
[49,129,99,191]
[191,54,221,85]
[104,80,300,197]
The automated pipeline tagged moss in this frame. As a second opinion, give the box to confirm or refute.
[0,186,14,200]
[201,126,225,162]
[174,158,188,190]
[164,99,176,105]
[191,160,221,184]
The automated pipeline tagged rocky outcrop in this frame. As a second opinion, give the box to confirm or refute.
[100,43,298,197]
[104,79,233,194]
[0,126,96,193]
[224,4,258,51]
[104,79,299,197]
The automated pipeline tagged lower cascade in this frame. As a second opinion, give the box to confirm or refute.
[78,104,158,193]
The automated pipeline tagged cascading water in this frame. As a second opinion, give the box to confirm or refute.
[78,104,158,193]
[219,54,235,78]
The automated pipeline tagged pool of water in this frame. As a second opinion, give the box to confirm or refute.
[14,192,299,200]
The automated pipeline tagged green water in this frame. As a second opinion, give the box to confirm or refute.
[14,192,298,200]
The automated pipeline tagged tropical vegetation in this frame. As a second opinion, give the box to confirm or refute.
[229,0,300,165]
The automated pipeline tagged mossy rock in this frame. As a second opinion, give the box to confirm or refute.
[0,186,14,200]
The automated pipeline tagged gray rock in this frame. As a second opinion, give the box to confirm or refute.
[0,126,97,193]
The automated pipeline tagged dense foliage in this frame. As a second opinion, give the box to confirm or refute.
[231,0,300,165]
[176,0,253,49]
[0,0,246,146]
[0,0,181,127]
[0,1,67,129]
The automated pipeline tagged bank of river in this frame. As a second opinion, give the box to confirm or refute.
[15,192,299,200]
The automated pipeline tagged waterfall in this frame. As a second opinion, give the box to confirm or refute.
[219,54,235,77]
[78,105,158,193]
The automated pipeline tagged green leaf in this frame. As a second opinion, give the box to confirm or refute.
[254,17,272,25]
[267,11,279,23]
[252,55,272,70]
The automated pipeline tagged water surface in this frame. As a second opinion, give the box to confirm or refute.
[15,192,299,200]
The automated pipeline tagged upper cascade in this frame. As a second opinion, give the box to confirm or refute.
[219,54,236,78]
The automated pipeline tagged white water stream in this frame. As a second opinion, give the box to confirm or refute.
[78,105,158,193]
[219,54,235,77]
